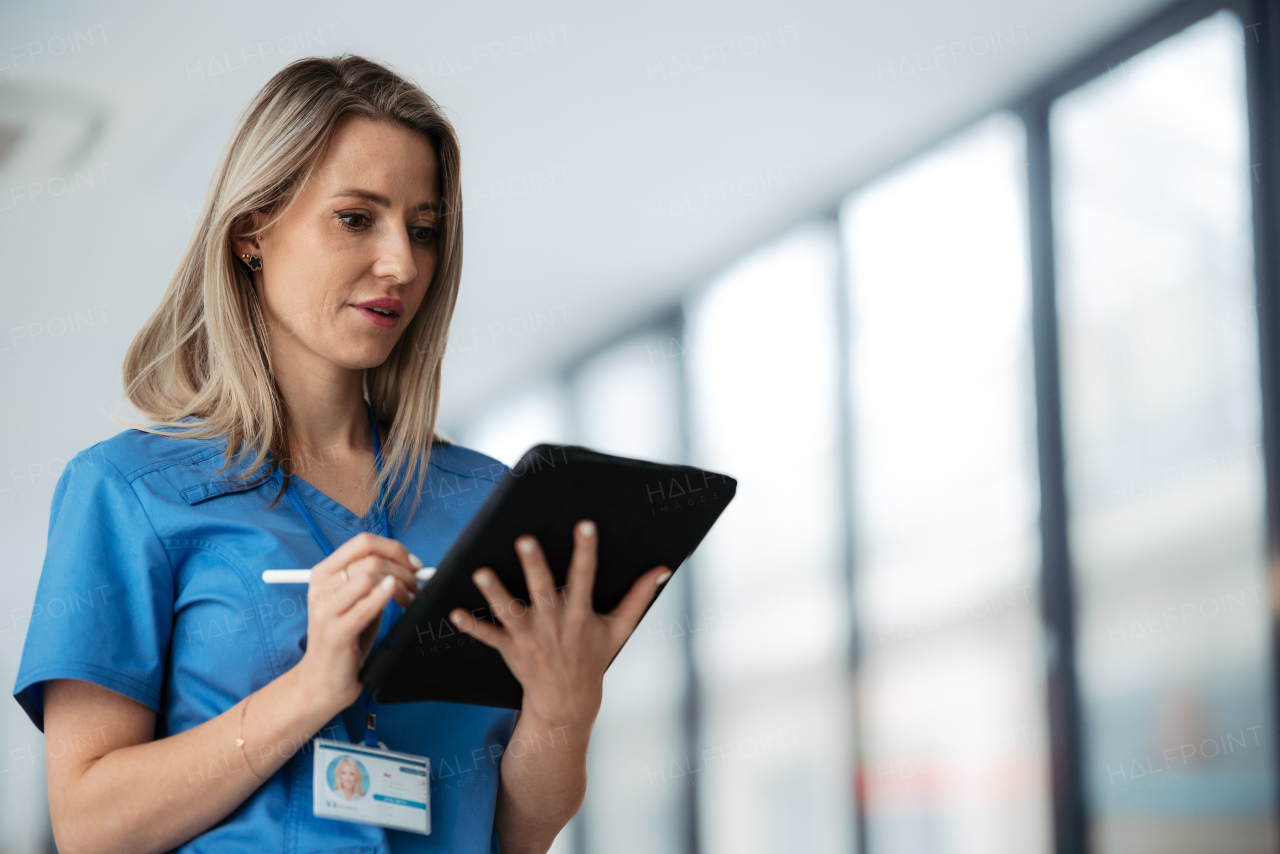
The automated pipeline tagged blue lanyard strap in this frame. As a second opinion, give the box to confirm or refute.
[277,401,390,748]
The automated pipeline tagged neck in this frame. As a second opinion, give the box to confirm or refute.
[273,347,372,464]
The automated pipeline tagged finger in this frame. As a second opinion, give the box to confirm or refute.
[606,565,672,648]
[314,531,424,585]
[471,568,530,632]
[310,564,380,616]
[565,519,598,613]
[310,549,418,613]
[336,575,397,652]
[346,554,419,606]
[316,555,416,615]
[449,607,510,652]
[514,535,557,614]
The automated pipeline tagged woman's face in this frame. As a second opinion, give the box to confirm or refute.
[243,115,441,372]
[337,761,358,794]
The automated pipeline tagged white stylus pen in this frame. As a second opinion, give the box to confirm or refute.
[261,567,437,584]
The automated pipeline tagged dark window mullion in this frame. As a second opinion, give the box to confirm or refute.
[1022,101,1088,854]
[1243,0,1280,834]
[827,209,868,854]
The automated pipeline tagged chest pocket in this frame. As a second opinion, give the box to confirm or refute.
[176,467,316,678]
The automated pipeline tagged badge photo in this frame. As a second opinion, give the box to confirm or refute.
[312,738,431,836]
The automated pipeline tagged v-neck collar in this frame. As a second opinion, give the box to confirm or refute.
[275,409,391,535]
[284,471,383,533]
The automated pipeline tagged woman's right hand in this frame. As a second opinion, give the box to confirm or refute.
[295,532,423,710]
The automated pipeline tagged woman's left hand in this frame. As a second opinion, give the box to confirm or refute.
[448,519,671,730]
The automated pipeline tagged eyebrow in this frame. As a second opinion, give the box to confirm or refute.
[330,188,440,214]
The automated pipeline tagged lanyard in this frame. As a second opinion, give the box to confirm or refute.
[276,401,394,748]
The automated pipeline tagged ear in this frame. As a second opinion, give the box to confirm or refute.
[230,210,267,263]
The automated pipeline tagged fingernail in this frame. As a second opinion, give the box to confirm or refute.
[409,553,424,569]
[579,520,596,538]
[475,571,493,587]
[450,611,464,625]
[656,570,672,586]
[517,538,536,555]
[381,576,395,589]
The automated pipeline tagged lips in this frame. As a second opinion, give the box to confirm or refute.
[350,297,405,329]
[351,297,404,316]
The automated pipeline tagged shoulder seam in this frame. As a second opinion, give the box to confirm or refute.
[83,431,226,483]
[120,442,224,483]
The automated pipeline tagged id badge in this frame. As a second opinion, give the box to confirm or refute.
[312,738,430,835]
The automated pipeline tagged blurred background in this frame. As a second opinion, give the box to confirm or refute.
[2,0,1278,852]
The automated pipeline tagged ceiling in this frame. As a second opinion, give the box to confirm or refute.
[0,0,1175,428]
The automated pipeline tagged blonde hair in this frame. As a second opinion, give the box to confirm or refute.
[335,756,364,796]
[121,54,463,519]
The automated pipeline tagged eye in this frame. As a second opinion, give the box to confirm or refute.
[411,224,439,245]
[336,211,371,231]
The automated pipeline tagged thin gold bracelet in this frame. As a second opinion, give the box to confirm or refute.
[235,692,266,782]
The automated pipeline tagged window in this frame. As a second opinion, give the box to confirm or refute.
[686,223,854,853]
[842,112,1052,854]
[1052,11,1277,853]
[570,335,690,854]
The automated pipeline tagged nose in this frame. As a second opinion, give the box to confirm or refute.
[372,221,419,285]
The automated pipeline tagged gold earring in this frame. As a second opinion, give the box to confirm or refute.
[241,253,262,271]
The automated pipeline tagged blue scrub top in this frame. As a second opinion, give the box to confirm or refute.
[12,424,518,854]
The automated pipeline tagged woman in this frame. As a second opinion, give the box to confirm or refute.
[12,54,670,854]
[334,756,365,802]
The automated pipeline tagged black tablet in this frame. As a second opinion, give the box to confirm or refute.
[359,444,737,709]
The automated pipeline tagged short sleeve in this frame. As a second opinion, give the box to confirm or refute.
[11,445,175,731]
